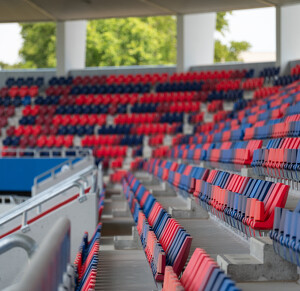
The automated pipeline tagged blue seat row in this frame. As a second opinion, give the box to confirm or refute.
[274,75,300,86]
[155,81,203,92]
[19,115,36,125]
[49,76,73,86]
[208,90,243,101]
[58,125,95,136]
[0,96,30,107]
[70,84,151,95]
[6,77,44,87]
[56,105,110,115]
[98,124,132,135]
[270,201,300,266]
[131,104,157,113]
[35,95,60,105]
[259,67,280,78]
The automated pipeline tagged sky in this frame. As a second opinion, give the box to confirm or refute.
[0,7,276,65]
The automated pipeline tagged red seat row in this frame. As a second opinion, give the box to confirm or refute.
[81,135,123,147]
[94,146,127,158]
[169,69,248,82]
[215,79,241,91]
[139,92,196,103]
[8,125,58,137]
[149,135,164,146]
[75,93,139,106]
[36,135,73,148]
[253,86,280,99]
[114,113,160,124]
[52,114,106,126]
[7,86,39,98]
[22,105,56,116]
[111,157,124,169]
[242,77,264,90]
[106,73,168,85]
[0,106,15,117]
[207,100,223,113]
[73,75,107,86]
[45,86,71,96]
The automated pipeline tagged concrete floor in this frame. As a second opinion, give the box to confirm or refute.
[95,250,158,291]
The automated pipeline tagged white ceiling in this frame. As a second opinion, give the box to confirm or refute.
[0,0,299,22]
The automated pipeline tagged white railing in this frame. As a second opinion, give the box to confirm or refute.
[0,166,98,233]
[33,157,84,188]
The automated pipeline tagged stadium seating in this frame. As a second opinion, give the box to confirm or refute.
[143,158,290,236]
[123,173,192,280]
[162,248,239,291]
[270,201,300,267]
[74,223,102,291]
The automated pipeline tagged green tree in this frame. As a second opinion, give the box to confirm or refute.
[19,22,56,68]
[214,12,251,63]
[18,16,176,68]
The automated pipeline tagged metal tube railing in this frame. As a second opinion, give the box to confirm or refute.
[14,217,71,291]
[0,180,85,230]
[0,234,37,258]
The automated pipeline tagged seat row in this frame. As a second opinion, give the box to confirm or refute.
[162,248,239,291]
[98,123,182,135]
[252,137,300,181]
[169,69,254,82]
[74,223,101,291]
[114,113,183,124]
[81,135,143,147]
[155,81,203,92]
[207,90,243,101]
[131,102,201,113]
[55,104,126,115]
[7,86,39,98]
[140,91,198,103]
[53,114,107,126]
[69,83,151,95]
[154,140,263,166]
[93,146,127,158]
[6,125,58,137]
[144,158,290,236]
[123,173,192,280]
[0,96,29,107]
[6,77,44,88]
[270,201,300,267]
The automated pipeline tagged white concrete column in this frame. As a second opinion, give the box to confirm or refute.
[177,13,216,72]
[56,20,87,76]
[277,4,300,73]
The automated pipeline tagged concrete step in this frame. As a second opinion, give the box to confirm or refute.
[217,237,298,282]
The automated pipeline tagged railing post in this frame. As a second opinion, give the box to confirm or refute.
[21,211,30,233]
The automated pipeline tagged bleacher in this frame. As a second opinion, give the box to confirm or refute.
[1,63,300,291]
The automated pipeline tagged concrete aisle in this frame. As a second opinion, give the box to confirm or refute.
[95,249,158,291]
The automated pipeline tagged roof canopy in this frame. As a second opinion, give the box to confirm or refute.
[0,0,299,23]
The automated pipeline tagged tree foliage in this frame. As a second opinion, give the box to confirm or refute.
[214,12,251,63]
[19,22,56,68]
[17,16,176,68]
[12,12,250,68]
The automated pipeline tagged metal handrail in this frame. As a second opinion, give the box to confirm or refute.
[14,218,71,291]
[33,157,82,188]
[0,180,85,230]
[0,147,92,158]
[0,234,37,258]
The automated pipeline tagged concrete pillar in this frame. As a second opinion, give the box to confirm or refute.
[177,13,216,72]
[56,20,87,76]
[277,4,300,73]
